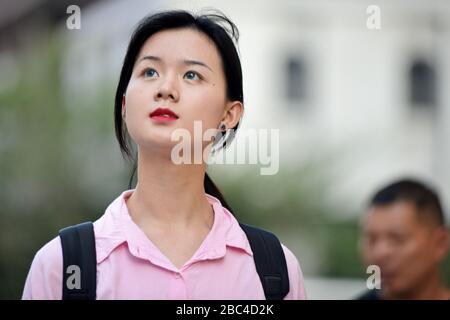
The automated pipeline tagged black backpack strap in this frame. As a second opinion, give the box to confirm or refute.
[239,223,290,300]
[59,221,97,300]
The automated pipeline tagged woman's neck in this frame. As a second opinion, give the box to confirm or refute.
[126,147,213,230]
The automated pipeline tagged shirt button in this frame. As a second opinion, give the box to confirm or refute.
[174,273,181,279]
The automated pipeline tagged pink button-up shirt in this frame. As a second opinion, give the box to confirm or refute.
[22,190,306,299]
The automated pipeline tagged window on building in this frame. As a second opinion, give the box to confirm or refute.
[286,56,308,103]
[409,59,436,109]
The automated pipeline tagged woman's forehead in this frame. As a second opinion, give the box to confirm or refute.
[137,28,221,68]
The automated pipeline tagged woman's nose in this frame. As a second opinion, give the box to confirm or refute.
[154,76,179,102]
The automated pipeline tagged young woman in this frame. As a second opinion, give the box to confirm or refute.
[22,10,306,300]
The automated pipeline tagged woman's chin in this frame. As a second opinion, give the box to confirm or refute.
[138,139,179,151]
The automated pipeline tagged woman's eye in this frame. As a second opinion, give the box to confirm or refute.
[144,68,158,78]
[184,71,201,80]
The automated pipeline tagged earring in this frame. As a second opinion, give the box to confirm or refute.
[212,122,226,144]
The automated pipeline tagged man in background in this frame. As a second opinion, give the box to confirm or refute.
[358,179,450,299]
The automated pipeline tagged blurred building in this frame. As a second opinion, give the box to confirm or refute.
[3,0,448,219]
[1,0,449,299]
[172,0,450,221]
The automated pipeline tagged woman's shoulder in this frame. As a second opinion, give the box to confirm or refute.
[23,216,104,300]
[280,243,298,266]
[280,243,307,300]
[22,236,63,299]
[33,235,63,267]
[26,216,106,281]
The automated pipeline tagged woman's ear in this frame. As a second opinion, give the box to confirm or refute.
[433,226,449,262]
[221,100,244,128]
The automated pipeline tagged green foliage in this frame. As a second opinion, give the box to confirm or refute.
[0,31,124,299]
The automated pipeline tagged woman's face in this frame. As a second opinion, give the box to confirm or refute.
[123,27,242,155]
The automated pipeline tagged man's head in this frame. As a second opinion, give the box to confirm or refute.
[360,179,449,298]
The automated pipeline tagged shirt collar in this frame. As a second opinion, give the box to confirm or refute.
[93,189,253,266]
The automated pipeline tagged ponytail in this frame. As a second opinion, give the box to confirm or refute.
[204,173,234,214]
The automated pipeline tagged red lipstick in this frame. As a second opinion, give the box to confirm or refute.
[149,107,179,122]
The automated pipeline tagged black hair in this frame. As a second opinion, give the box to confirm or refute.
[114,9,244,213]
[369,178,445,226]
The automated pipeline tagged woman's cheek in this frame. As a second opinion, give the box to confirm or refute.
[124,102,150,141]
[126,84,152,119]
[125,111,143,142]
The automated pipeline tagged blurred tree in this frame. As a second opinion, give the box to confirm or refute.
[0,29,124,298]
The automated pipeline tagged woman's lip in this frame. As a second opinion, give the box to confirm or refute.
[149,107,179,119]
[149,115,178,122]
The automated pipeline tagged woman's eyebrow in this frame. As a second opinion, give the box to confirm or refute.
[183,59,213,72]
[139,55,213,72]
[139,55,162,63]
